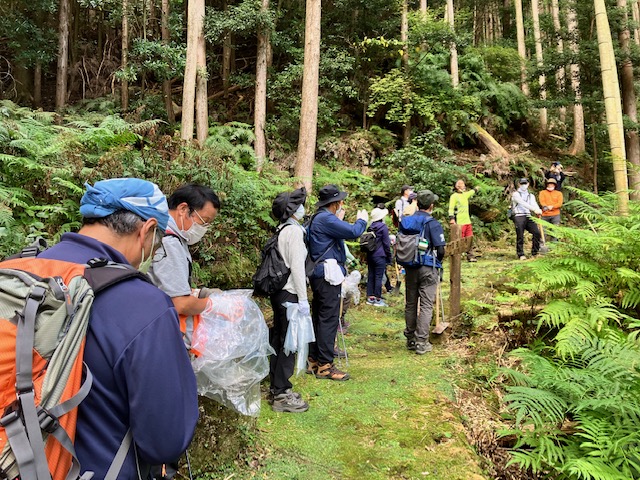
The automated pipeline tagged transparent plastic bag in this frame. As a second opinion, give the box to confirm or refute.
[342,270,361,305]
[191,289,274,416]
[282,302,316,375]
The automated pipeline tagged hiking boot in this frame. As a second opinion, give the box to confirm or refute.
[519,255,527,261]
[415,342,433,355]
[467,257,477,262]
[315,363,350,381]
[333,347,347,358]
[366,297,377,305]
[406,339,416,351]
[271,391,309,413]
[373,298,388,307]
[268,388,302,405]
[306,357,318,375]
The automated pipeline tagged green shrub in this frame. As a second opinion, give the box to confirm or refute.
[499,190,640,479]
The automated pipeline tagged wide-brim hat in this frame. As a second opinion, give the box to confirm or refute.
[315,184,348,208]
[272,187,307,222]
[370,207,388,223]
[545,177,557,185]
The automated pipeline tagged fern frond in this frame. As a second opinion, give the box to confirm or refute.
[504,386,568,427]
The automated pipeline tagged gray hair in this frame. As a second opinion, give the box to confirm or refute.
[83,210,164,243]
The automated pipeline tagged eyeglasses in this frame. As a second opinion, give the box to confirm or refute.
[191,209,211,227]
[152,245,167,263]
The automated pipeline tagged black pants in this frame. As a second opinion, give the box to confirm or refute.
[309,276,342,365]
[366,255,387,299]
[514,215,541,257]
[269,289,298,394]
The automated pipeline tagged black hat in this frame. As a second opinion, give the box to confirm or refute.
[272,187,307,222]
[416,190,438,208]
[518,178,529,185]
[315,184,348,208]
[400,184,413,195]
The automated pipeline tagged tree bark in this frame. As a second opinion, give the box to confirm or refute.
[447,0,459,88]
[594,0,629,214]
[420,0,427,13]
[401,0,410,144]
[294,0,321,191]
[195,24,208,145]
[551,0,566,122]
[567,0,586,155]
[617,0,640,199]
[161,0,175,124]
[181,0,205,141]
[531,0,547,131]
[121,0,129,111]
[55,0,71,111]
[255,0,270,171]
[515,0,529,95]
[632,0,640,45]
[470,122,510,158]
[34,62,42,108]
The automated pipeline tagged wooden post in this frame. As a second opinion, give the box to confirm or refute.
[449,224,462,319]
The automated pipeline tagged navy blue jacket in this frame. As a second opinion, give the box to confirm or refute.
[367,220,392,263]
[399,211,446,268]
[39,233,198,479]
[307,208,367,278]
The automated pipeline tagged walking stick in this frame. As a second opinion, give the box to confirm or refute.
[336,295,349,368]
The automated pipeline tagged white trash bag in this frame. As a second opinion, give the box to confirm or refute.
[191,289,274,416]
[283,302,316,376]
[342,270,361,305]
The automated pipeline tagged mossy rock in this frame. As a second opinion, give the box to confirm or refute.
[188,396,257,474]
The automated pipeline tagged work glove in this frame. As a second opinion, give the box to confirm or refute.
[356,209,369,223]
[298,300,311,317]
[534,208,543,216]
[198,287,222,298]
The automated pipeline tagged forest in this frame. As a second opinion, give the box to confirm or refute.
[1,0,640,478]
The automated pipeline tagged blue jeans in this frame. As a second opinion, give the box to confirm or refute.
[367,255,387,298]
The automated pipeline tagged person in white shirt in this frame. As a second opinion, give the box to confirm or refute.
[511,178,543,260]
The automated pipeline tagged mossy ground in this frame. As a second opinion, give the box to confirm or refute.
[191,234,544,480]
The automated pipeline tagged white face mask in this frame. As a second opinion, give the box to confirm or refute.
[183,222,208,245]
[547,185,555,191]
[138,228,156,274]
[518,184,528,192]
[181,211,210,245]
[293,204,305,220]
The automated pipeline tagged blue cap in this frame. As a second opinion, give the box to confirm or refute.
[80,178,169,232]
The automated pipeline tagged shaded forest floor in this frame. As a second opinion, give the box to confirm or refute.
[206,237,540,480]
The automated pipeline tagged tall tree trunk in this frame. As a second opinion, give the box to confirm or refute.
[34,62,42,108]
[567,0,585,155]
[181,0,205,141]
[401,0,410,144]
[551,0,566,122]
[121,0,129,111]
[420,0,427,13]
[531,0,547,131]
[515,0,529,95]
[503,0,512,39]
[447,0,459,87]
[632,0,640,45]
[617,0,640,199]
[161,0,175,123]
[594,0,629,214]
[294,0,321,191]
[255,0,270,171]
[195,27,208,145]
[55,0,71,110]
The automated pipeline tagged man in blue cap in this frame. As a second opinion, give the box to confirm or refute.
[39,178,198,479]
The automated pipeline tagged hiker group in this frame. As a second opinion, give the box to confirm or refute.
[0,167,565,479]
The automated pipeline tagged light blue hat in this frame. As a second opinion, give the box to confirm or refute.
[80,178,169,232]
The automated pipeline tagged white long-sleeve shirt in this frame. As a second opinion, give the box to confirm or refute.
[511,188,540,217]
[277,218,308,302]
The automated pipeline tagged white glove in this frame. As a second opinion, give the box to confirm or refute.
[356,209,369,223]
[298,300,310,317]
[534,209,542,216]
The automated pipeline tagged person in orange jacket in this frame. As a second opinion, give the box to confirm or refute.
[538,177,563,242]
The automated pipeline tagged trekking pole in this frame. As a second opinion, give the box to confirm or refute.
[337,295,349,368]
[185,449,193,480]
